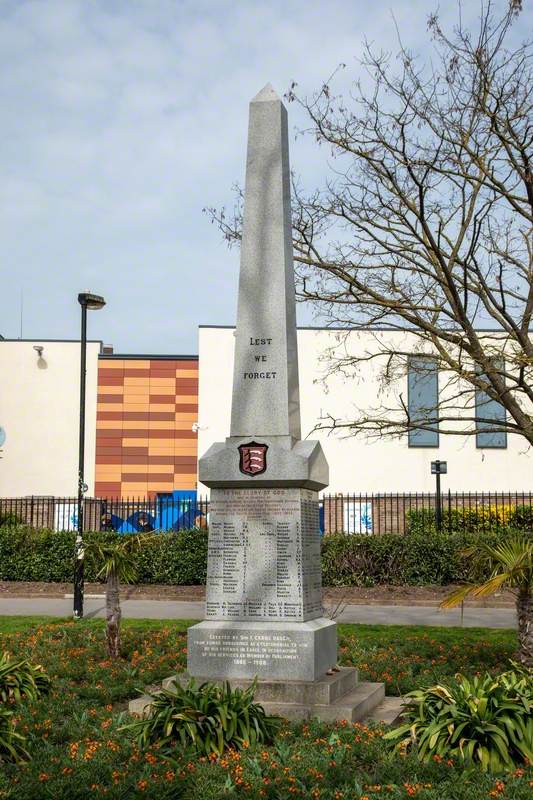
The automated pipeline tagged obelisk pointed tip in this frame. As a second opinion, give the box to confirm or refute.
[251,83,281,103]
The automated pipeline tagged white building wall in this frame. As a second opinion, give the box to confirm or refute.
[197,326,531,494]
[0,340,100,496]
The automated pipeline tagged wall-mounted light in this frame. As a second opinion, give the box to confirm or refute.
[33,345,47,369]
[192,422,208,433]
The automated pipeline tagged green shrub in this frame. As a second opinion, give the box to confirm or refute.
[0,513,23,527]
[508,504,533,531]
[0,525,514,586]
[124,679,280,755]
[0,526,208,585]
[0,652,50,704]
[0,707,29,764]
[133,528,208,585]
[406,507,512,534]
[0,526,78,582]
[321,531,505,586]
[405,507,439,535]
[385,664,533,772]
[407,504,533,535]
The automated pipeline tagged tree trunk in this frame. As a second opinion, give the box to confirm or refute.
[516,589,533,667]
[106,570,121,659]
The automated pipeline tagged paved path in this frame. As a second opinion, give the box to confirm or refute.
[0,597,515,628]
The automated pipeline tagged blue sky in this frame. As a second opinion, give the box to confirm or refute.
[1,0,527,353]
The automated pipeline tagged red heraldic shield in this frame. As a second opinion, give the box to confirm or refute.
[238,441,268,476]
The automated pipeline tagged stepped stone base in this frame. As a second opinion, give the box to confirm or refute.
[129,667,386,724]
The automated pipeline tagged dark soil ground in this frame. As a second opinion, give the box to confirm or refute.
[0,581,514,606]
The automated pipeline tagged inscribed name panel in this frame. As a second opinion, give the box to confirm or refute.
[205,488,322,623]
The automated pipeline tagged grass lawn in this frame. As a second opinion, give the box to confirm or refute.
[0,617,531,799]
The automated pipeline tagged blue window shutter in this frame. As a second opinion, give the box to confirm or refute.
[476,361,507,449]
[408,356,439,447]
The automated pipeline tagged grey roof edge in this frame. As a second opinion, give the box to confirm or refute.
[0,340,197,360]
[198,325,517,333]
[99,353,198,360]
[1,338,104,343]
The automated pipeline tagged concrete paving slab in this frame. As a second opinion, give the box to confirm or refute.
[0,597,515,628]
[332,603,515,629]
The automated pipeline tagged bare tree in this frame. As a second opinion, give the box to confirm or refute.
[208,1,533,446]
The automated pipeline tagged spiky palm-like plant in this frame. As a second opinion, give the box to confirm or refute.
[441,536,533,666]
[85,535,147,658]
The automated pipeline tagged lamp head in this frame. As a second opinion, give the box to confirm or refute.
[33,345,44,357]
[78,292,106,310]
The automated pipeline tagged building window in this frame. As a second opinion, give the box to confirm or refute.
[475,361,507,449]
[407,356,439,447]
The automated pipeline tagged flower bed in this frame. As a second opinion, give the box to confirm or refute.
[0,618,531,799]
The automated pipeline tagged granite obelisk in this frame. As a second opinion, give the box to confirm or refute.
[129,86,387,721]
[187,84,335,684]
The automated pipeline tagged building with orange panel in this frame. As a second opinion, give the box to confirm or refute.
[95,354,198,498]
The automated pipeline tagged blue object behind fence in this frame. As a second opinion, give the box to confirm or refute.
[111,491,204,533]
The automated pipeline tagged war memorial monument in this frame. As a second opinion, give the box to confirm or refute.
[129,85,385,720]
[181,85,384,720]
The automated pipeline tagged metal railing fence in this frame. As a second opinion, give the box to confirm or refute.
[0,491,532,535]
[0,495,209,534]
[322,491,533,535]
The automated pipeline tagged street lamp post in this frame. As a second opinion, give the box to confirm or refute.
[73,292,106,619]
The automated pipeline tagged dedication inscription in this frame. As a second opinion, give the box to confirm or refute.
[206,488,322,622]
[195,630,300,669]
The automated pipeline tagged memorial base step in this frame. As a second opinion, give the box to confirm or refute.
[163,666,357,706]
[129,668,386,724]
[258,682,385,723]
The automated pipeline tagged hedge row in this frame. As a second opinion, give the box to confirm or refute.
[0,525,512,587]
[406,504,533,535]
[0,527,208,585]
[321,531,506,586]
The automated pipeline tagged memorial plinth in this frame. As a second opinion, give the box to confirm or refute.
[188,486,336,681]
